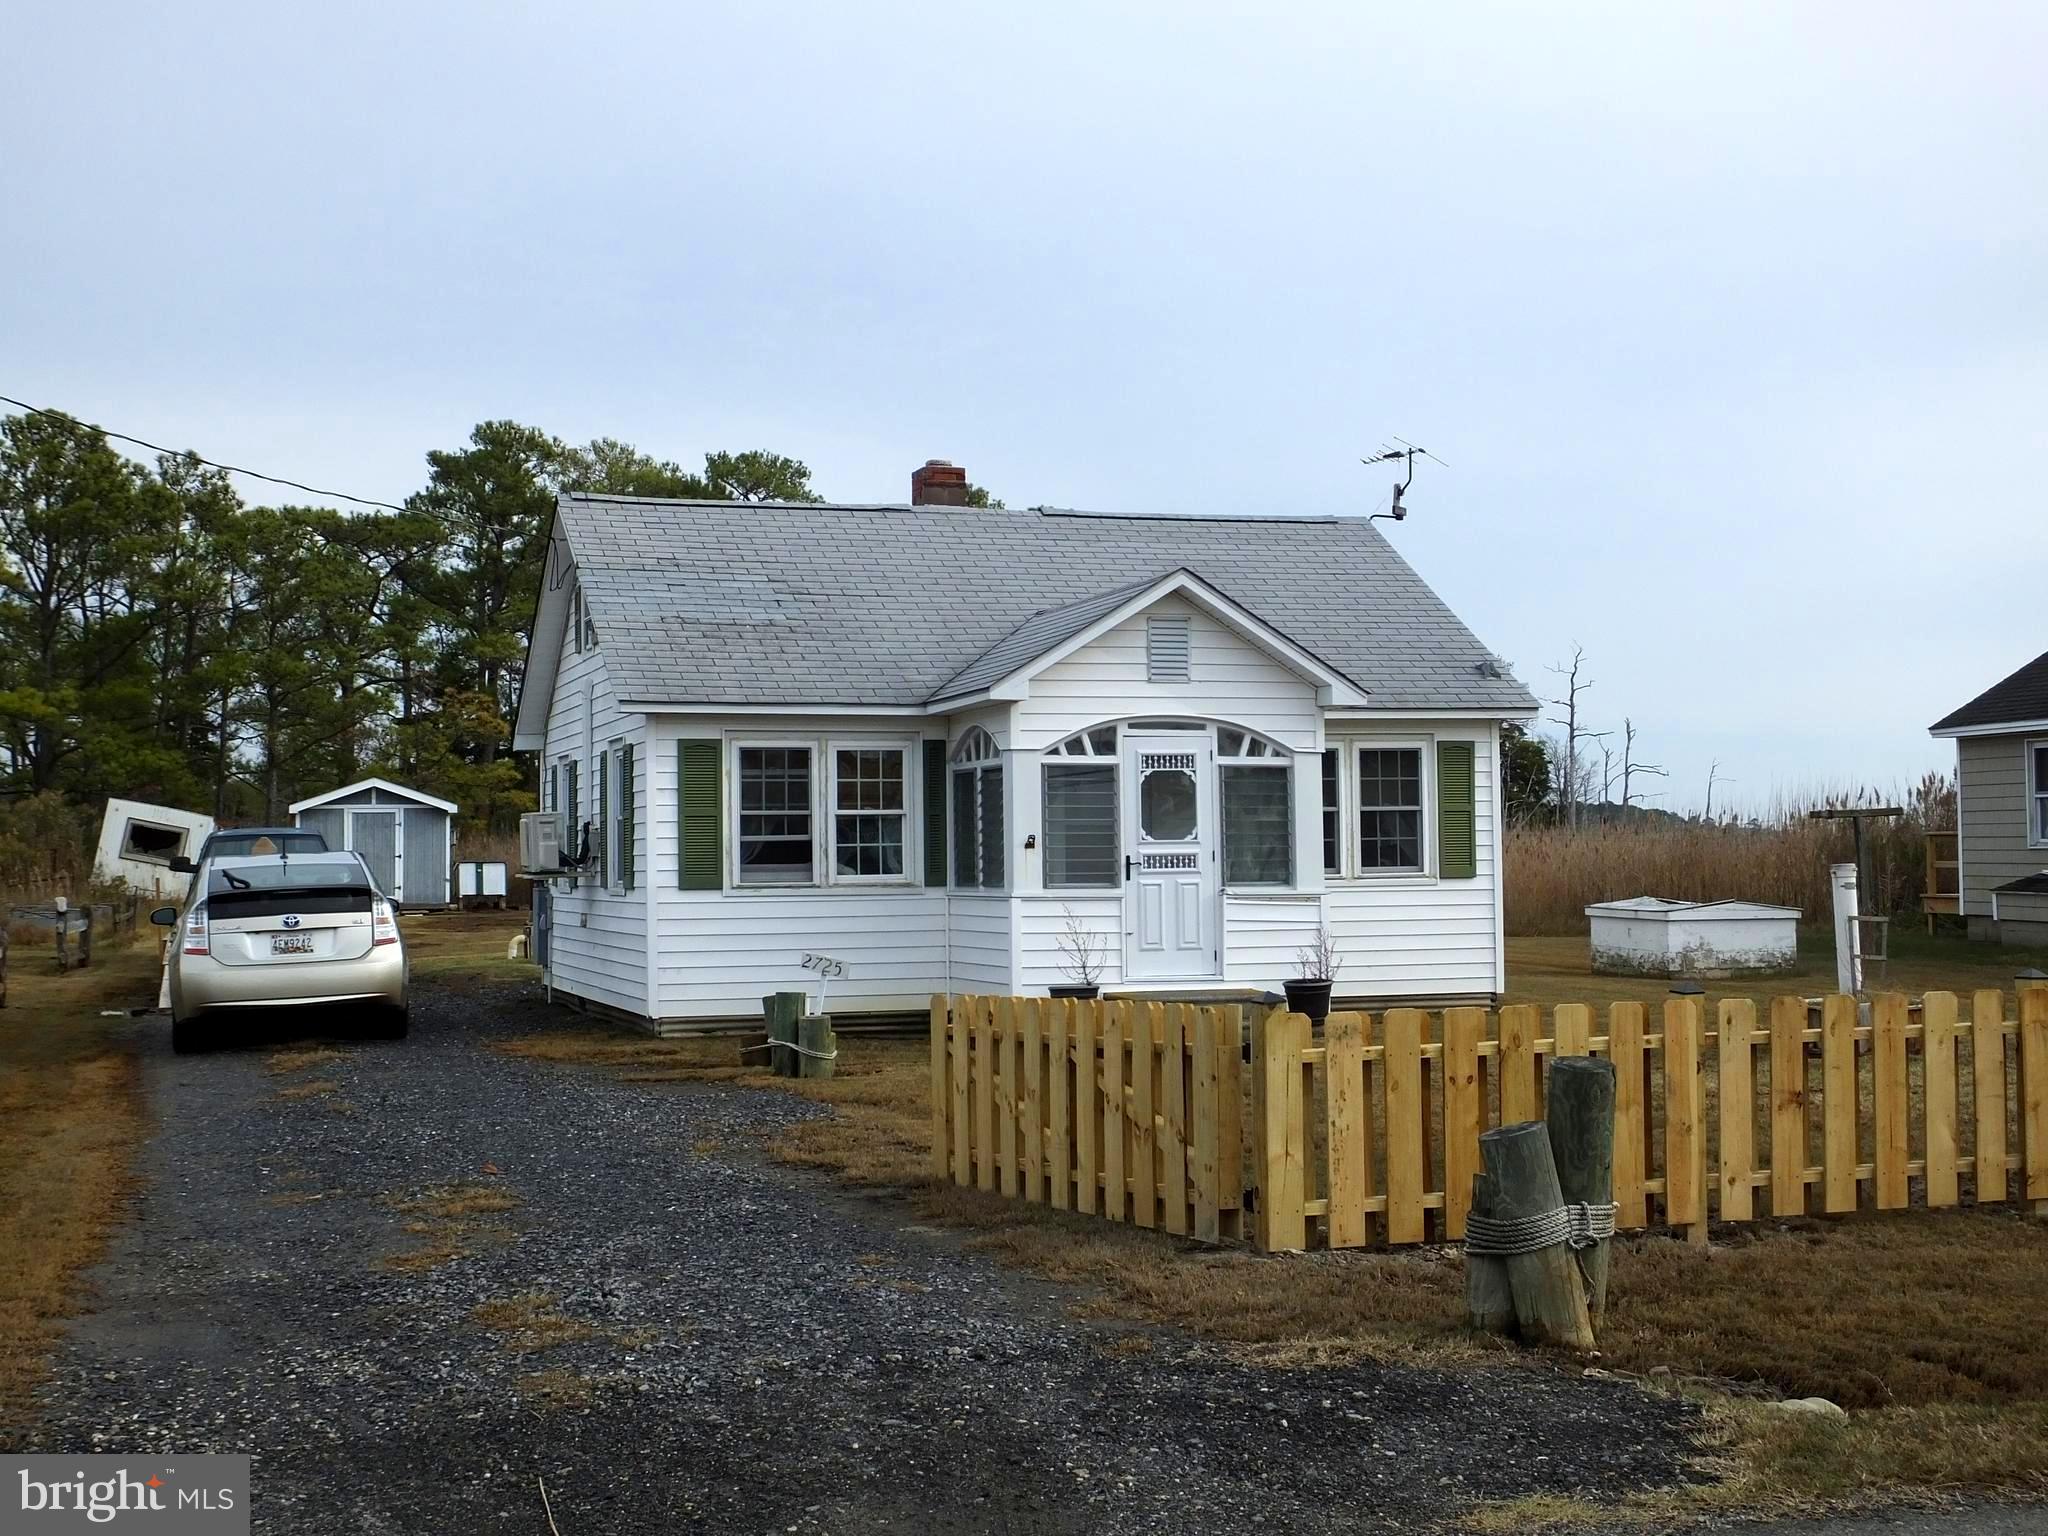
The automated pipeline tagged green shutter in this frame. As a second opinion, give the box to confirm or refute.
[596,750,609,886]
[1437,740,1477,880]
[922,739,947,886]
[679,739,722,890]
[620,744,636,891]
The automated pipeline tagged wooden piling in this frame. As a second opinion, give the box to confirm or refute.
[1545,1056,1616,1320]
[765,991,803,1077]
[1478,1121,1596,1350]
[798,1013,835,1080]
[1465,1173,1516,1335]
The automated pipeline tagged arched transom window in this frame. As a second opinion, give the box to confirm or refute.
[950,727,1003,888]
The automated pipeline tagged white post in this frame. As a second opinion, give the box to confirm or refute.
[1831,862,1862,996]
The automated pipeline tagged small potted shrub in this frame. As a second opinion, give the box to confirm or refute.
[1285,927,1340,1023]
[1051,905,1106,1000]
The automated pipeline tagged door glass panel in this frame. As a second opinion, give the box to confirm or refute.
[1140,762,1198,841]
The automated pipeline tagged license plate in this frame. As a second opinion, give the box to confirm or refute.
[271,934,315,956]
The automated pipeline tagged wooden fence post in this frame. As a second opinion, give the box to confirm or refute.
[1546,1056,1616,1319]
[1478,1121,1596,1350]
[929,996,951,1180]
[1663,996,1706,1244]
[2020,983,2048,1215]
[1717,999,1756,1223]
[1769,995,1809,1216]
[1465,1173,1515,1335]
[1252,1008,1307,1252]
[1922,991,1960,1208]
[1973,989,2008,1204]
[766,991,803,1078]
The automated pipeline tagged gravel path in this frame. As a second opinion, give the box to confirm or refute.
[24,976,1708,1532]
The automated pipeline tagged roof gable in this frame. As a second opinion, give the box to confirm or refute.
[288,776,457,815]
[928,569,1369,707]
[524,495,1537,718]
[1931,648,2048,735]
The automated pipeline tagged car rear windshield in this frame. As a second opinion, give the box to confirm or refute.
[209,862,366,894]
[206,889,374,921]
[206,831,327,858]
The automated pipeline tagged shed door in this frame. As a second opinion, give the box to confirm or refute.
[350,808,401,900]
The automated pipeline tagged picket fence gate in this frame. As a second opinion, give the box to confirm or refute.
[929,995,1245,1241]
[932,985,2048,1254]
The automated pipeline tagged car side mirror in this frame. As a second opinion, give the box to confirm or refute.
[149,906,179,927]
[168,855,196,874]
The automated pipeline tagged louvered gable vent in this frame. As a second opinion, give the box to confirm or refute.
[1146,615,1191,683]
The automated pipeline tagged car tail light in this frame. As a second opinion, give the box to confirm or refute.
[182,904,210,956]
[371,896,399,946]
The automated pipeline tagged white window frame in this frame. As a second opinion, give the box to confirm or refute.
[1323,734,1436,882]
[608,740,631,893]
[730,738,820,889]
[826,738,920,886]
[726,735,925,890]
[1217,728,1294,891]
[2029,738,2048,850]
[950,727,1006,893]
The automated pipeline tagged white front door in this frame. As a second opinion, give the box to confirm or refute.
[1124,732,1218,980]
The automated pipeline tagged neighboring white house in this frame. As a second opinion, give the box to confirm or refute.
[511,463,1539,1028]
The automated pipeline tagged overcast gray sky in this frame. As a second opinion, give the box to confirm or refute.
[5,2,2042,812]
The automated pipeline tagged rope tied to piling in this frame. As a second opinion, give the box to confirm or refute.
[1463,1201,1618,1256]
[739,1038,840,1062]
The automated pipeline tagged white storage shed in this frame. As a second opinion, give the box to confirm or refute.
[1586,896,1802,978]
[289,777,458,908]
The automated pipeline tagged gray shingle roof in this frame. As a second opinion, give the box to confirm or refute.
[930,572,1176,703]
[1931,648,2048,733]
[558,496,1537,713]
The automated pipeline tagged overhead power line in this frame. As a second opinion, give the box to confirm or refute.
[0,392,410,513]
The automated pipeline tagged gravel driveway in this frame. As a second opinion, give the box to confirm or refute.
[23,974,1714,1533]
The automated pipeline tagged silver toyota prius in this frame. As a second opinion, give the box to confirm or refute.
[153,851,409,1053]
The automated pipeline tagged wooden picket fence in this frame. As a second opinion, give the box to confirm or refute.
[1252,986,2048,1252]
[931,984,2048,1255]
[929,995,1246,1241]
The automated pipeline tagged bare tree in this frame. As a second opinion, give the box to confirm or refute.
[1542,645,1608,829]
[1704,759,1734,822]
[1620,717,1667,808]
[1055,905,1107,989]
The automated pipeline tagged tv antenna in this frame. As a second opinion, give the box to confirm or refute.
[1361,436,1446,522]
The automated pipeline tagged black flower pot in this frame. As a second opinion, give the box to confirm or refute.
[1284,979,1333,1023]
[1049,984,1101,1000]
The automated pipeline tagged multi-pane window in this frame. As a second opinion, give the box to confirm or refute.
[833,747,906,878]
[951,727,1004,890]
[1320,749,1340,874]
[738,746,814,884]
[2033,743,2048,846]
[1044,764,1117,887]
[1357,747,1424,871]
[1219,729,1292,887]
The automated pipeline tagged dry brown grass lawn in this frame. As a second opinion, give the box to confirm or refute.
[0,934,158,1441]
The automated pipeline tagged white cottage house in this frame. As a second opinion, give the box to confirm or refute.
[511,464,1538,1028]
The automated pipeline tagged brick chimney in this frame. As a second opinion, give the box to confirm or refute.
[910,458,970,506]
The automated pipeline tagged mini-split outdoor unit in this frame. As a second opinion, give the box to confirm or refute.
[518,811,569,876]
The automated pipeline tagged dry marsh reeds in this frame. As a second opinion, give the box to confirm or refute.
[1507,776,1954,936]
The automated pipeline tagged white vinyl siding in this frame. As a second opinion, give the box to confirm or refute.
[541,634,650,1017]
[1013,596,1318,752]
[1322,725,1499,999]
